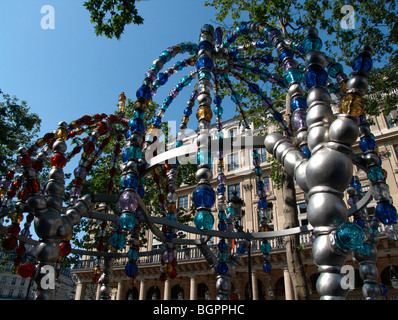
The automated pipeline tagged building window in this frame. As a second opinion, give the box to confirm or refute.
[18,290,23,299]
[228,153,239,171]
[255,148,267,163]
[297,201,307,215]
[8,290,13,298]
[228,184,241,200]
[178,196,188,209]
[263,177,271,192]
[229,128,238,138]
[385,109,398,128]
[11,277,17,285]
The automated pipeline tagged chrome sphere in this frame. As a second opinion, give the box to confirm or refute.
[307,193,348,227]
[328,115,359,146]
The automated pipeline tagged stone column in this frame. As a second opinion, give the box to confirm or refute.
[284,269,294,300]
[164,279,171,300]
[75,280,87,300]
[139,280,146,300]
[190,277,197,300]
[116,281,125,300]
[251,273,258,300]
[95,283,101,300]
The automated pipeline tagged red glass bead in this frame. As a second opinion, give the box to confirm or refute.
[107,115,118,123]
[59,241,72,256]
[2,236,18,250]
[26,213,34,223]
[18,155,31,167]
[6,171,15,180]
[168,268,177,279]
[97,122,108,135]
[25,179,40,193]
[101,221,107,228]
[18,262,36,278]
[153,174,160,183]
[12,180,22,190]
[16,245,26,255]
[171,258,177,267]
[84,142,95,154]
[82,115,93,125]
[18,190,29,201]
[50,153,66,168]
[32,159,44,171]
[97,243,104,252]
[8,223,20,235]
[158,194,165,203]
[44,132,55,141]
[109,167,117,177]
[92,274,100,283]
[159,273,167,282]
[7,189,16,198]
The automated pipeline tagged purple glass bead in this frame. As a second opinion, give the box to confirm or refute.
[145,69,157,81]
[217,174,227,185]
[74,166,87,179]
[291,109,307,131]
[253,157,261,167]
[215,27,223,45]
[119,190,139,212]
[70,185,82,197]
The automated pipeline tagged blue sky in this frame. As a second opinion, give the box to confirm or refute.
[0,0,239,138]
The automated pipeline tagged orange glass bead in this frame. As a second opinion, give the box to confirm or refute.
[196,106,213,120]
[339,93,364,117]
[163,263,173,273]
[0,188,6,198]
[339,80,348,93]
[134,98,149,112]
[167,203,176,212]
[70,121,79,129]
[182,116,189,125]
[50,153,66,168]
[17,190,29,202]
[11,212,23,223]
[36,138,46,147]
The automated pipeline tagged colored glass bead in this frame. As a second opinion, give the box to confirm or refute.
[284,68,303,84]
[136,85,152,102]
[352,55,373,73]
[258,198,268,209]
[217,185,226,194]
[375,201,397,224]
[192,185,215,208]
[124,174,139,189]
[119,212,136,230]
[335,222,365,252]
[357,243,372,256]
[231,92,241,104]
[194,210,214,230]
[119,190,139,212]
[262,262,272,273]
[339,93,364,117]
[196,56,214,70]
[237,245,246,254]
[218,239,227,251]
[214,106,223,116]
[196,106,213,120]
[248,83,260,94]
[109,232,126,249]
[226,206,235,215]
[367,166,385,183]
[300,145,311,158]
[196,149,212,166]
[218,221,227,231]
[218,211,227,220]
[50,153,66,168]
[291,108,307,131]
[273,112,283,122]
[302,35,322,52]
[125,261,138,277]
[260,241,271,254]
[217,262,228,275]
[305,65,328,88]
[327,62,344,78]
[359,136,376,152]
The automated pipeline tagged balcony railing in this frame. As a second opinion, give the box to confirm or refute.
[73,231,314,271]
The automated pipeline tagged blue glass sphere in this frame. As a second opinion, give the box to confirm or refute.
[379,284,389,297]
[258,198,268,209]
[130,119,145,133]
[273,112,284,122]
[375,201,397,224]
[136,85,152,101]
[305,66,328,88]
[196,56,214,70]
[183,107,192,116]
[352,55,373,73]
[217,262,228,275]
[291,96,307,110]
[237,245,246,254]
[218,239,227,251]
[262,262,272,273]
[125,261,138,277]
[300,145,311,159]
[193,185,215,208]
[335,222,365,252]
[194,210,214,230]
[124,174,139,189]
[359,136,376,152]
[119,212,136,230]
[248,83,260,94]
[218,221,227,231]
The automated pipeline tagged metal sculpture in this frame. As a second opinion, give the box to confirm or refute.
[0,22,396,301]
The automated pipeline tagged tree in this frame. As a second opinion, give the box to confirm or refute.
[0,92,41,176]
[83,0,144,39]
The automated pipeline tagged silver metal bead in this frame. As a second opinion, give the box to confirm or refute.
[307,192,348,227]
[216,275,231,294]
[196,93,212,106]
[288,83,304,99]
[347,74,369,95]
[195,167,213,183]
[307,124,329,150]
[307,86,331,108]
[328,114,359,146]
[316,272,348,299]
[305,50,327,68]
[52,140,67,154]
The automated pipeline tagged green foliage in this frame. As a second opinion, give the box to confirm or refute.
[0,93,41,176]
[83,0,144,39]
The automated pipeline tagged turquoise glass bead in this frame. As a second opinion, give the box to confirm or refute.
[284,68,303,84]
[214,106,223,116]
[196,149,212,166]
[128,248,139,261]
[119,212,136,230]
[194,210,214,230]
[181,75,191,86]
[218,211,227,220]
[327,62,344,78]
[231,92,241,104]
[335,222,365,252]
[218,251,228,262]
[357,243,372,256]
[260,241,271,254]
[302,35,322,52]
[109,232,126,249]
[367,166,385,183]
[226,206,235,215]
